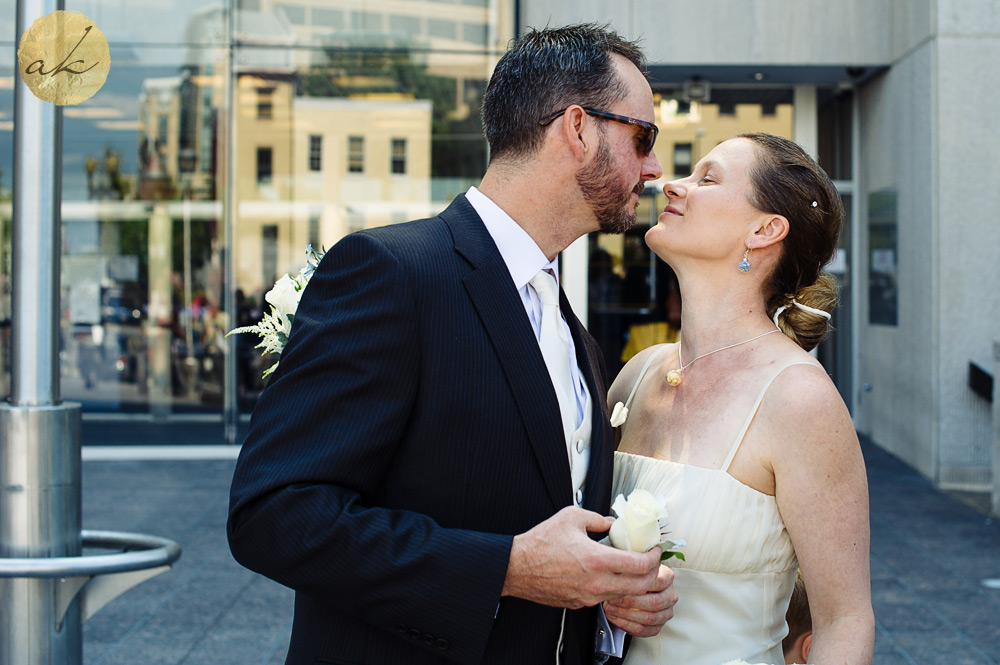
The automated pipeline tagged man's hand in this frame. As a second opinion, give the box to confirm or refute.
[603,564,677,637]
[501,506,662,609]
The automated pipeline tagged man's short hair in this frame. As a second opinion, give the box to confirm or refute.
[481,24,645,163]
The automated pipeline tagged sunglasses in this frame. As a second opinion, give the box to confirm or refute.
[538,106,659,156]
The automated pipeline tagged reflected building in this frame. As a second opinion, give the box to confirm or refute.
[1,0,995,497]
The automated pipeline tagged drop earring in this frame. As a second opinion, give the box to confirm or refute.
[738,248,751,273]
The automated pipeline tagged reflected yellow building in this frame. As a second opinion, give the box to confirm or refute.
[234,76,432,293]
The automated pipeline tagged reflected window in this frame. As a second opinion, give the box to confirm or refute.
[277,3,306,25]
[463,22,487,44]
[257,87,274,119]
[673,142,692,178]
[390,14,421,34]
[348,136,364,174]
[309,135,322,172]
[257,147,273,184]
[262,226,278,285]
[391,138,407,175]
[313,8,344,28]
[428,19,456,39]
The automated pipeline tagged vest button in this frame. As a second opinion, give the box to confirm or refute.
[574,489,583,505]
[575,439,584,453]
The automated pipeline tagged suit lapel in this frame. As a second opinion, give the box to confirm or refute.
[442,197,572,511]
[560,292,613,515]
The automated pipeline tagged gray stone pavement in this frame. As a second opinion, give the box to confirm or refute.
[78,436,1000,665]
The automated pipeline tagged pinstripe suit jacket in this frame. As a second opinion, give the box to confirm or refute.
[228,195,615,665]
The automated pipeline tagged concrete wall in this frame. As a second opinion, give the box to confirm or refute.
[525,0,892,65]
[933,1,1000,488]
[855,40,937,479]
[855,0,999,487]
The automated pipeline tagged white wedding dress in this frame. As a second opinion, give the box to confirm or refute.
[613,352,814,665]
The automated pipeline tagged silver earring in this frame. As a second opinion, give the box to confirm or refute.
[738,248,751,273]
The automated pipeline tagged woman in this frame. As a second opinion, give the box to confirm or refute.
[605,133,873,665]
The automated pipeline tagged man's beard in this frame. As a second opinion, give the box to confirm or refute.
[576,138,643,234]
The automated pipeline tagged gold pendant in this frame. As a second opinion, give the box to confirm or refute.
[665,369,682,386]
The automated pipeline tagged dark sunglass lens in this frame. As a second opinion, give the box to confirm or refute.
[637,127,654,156]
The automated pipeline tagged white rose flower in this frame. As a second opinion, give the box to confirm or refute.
[265,273,302,320]
[608,489,669,553]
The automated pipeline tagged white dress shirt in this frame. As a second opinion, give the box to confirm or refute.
[465,186,588,428]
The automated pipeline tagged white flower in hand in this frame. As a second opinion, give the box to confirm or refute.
[608,489,685,561]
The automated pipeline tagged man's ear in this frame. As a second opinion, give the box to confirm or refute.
[746,213,789,250]
[560,105,590,161]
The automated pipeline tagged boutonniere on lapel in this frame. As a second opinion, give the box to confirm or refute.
[227,244,325,378]
[606,489,685,562]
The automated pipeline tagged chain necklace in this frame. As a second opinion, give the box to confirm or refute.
[665,328,781,386]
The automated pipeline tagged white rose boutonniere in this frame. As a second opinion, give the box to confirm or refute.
[608,489,685,561]
[227,244,325,378]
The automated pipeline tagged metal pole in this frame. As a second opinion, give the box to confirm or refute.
[11,0,62,408]
[2,0,85,662]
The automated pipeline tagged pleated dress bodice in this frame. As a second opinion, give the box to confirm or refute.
[611,350,816,665]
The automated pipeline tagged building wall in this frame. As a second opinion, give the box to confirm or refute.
[854,0,1000,487]
[933,3,1000,488]
[525,0,892,65]
[856,40,937,479]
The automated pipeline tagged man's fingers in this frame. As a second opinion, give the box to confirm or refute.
[599,547,661,577]
[579,509,615,534]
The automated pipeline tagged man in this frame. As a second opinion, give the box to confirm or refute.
[228,24,674,664]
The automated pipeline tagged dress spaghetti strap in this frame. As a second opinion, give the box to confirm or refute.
[609,345,671,428]
[720,361,824,471]
[625,346,671,410]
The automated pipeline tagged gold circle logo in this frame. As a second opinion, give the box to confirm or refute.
[17,11,110,106]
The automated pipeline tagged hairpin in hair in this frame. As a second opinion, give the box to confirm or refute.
[811,201,818,208]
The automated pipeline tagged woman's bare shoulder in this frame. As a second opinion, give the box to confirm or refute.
[608,342,677,406]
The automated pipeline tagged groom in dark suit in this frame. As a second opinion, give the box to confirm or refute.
[228,24,676,665]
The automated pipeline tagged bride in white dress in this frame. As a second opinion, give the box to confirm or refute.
[603,134,874,665]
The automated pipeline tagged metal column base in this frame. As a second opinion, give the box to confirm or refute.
[0,404,182,665]
[0,403,82,665]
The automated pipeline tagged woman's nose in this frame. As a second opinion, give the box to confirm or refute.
[663,179,686,199]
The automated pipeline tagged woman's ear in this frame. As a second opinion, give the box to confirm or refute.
[746,213,789,250]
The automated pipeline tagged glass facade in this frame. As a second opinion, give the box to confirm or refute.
[1,0,514,443]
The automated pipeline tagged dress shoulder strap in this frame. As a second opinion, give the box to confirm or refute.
[721,361,824,471]
[622,345,672,411]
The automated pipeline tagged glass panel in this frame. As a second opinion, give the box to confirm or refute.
[31,46,228,420]
[64,0,231,46]
[231,2,514,414]
[0,1,514,435]
[587,90,796,374]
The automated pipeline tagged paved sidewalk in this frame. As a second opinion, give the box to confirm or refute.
[79,437,1000,665]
